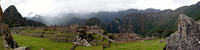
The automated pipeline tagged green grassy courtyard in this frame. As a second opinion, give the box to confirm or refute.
[0,36,5,50]
[13,35,73,50]
[13,35,165,50]
[105,39,166,50]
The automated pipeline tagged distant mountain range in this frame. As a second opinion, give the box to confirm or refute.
[27,8,161,26]
[108,1,200,37]
[8,1,200,37]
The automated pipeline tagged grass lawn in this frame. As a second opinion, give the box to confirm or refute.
[13,34,165,50]
[105,39,166,50]
[75,45,103,50]
[0,36,4,50]
[13,35,73,50]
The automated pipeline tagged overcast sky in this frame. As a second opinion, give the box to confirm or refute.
[1,0,200,17]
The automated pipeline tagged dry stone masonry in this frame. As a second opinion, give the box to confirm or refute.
[72,36,91,46]
[0,24,18,49]
[165,14,200,50]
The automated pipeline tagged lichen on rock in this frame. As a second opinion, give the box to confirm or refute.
[72,36,91,47]
[0,24,18,49]
[165,14,200,50]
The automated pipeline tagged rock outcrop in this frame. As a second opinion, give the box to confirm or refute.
[73,36,91,46]
[0,5,3,23]
[165,14,200,50]
[13,46,30,50]
[0,24,18,49]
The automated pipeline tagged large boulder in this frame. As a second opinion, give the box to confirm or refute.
[73,36,91,46]
[0,24,18,49]
[165,14,200,50]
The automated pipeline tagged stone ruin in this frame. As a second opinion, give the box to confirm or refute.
[111,33,142,43]
[77,25,103,34]
[72,36,91,46]
[165,14,200,50]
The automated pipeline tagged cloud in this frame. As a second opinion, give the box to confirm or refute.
[0,0,199,17]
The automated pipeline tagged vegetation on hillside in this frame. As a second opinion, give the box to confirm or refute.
[3,5,45,27]
[85,17,106,30]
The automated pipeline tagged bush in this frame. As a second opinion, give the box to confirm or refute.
[103,31,108,35]
[108,35,115,40]
[79,30,87,39]
[79,31,94,41]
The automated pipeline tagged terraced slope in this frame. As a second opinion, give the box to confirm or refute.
[105,39,166,50]
[13,34,165,50]
[13,35,73,50]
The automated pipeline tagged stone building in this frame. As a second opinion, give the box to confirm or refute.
[77,25,104,34]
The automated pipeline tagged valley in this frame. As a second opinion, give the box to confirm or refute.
[1,0,200,50]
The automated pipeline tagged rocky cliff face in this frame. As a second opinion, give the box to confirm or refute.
[108,1,200,37]
[0,4,5,50]
[108,9,177,35]
[0,5,3,23]
[165,14,200,50]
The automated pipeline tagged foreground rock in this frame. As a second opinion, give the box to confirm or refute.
[165,14,200,50]
[13,46,30,50]
[0,24,18,49]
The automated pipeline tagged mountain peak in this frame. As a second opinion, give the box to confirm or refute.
[8,5,16,8]
[3,5,45,27]
[4,5,18,13]
[195,1,200,6]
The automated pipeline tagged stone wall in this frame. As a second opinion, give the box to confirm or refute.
[0,24,18,49]
[165,14,200,50]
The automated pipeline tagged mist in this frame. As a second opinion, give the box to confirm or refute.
[1,0,199,17]
[26,8,162,26]
[1,0,199,26]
